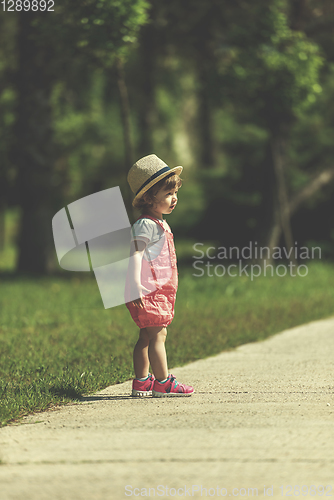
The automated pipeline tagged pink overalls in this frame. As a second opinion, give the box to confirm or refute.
[125,215,178,329]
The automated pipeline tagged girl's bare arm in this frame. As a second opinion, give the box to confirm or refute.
[128,239,147,308]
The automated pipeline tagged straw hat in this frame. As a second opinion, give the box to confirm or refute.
[127,154,183,205]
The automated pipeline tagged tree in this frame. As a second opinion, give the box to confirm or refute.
[158,0,326,260]
[11,0,149,273]
[207,1,324,261]
[0,12,17,251]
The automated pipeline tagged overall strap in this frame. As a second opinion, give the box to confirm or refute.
[135,215,165,231]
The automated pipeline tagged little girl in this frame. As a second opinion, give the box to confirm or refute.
[125,154,194,397]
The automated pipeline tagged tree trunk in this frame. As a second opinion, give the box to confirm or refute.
[197,62,215,169]
[116,57,137,223]
[256,139,284,265]
[14,12,56,274]
[289,167,334,215]
[257,141,277,252]
[263,197,282,263]
[289,0,307,30]
[269,135,297,265]
[116,58,134,168]
[260,143,334,265]
[0,200,5,253]
[136,20,156,157]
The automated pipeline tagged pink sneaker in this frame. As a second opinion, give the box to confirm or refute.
[132,373,155,397]
[152,374,194,397]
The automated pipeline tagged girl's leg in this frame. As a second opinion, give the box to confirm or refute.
[146,326,168,382]
[133,328,150,379]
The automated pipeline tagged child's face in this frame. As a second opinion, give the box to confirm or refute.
[152,186,178,216]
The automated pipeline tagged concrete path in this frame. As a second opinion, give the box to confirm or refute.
[0,318,333,500]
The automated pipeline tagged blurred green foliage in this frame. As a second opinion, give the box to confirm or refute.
[0,0,334,270]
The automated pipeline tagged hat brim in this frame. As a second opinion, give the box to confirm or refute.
[132,166,183,205]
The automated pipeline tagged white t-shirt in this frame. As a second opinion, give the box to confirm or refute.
[131,218,170,261]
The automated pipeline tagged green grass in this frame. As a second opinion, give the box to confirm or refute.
[0,260,334,427]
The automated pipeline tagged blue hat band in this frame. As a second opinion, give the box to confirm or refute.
[135,166,171,195]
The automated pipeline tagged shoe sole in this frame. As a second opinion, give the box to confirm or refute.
[152,390,194,398]
[132,390,152,397]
